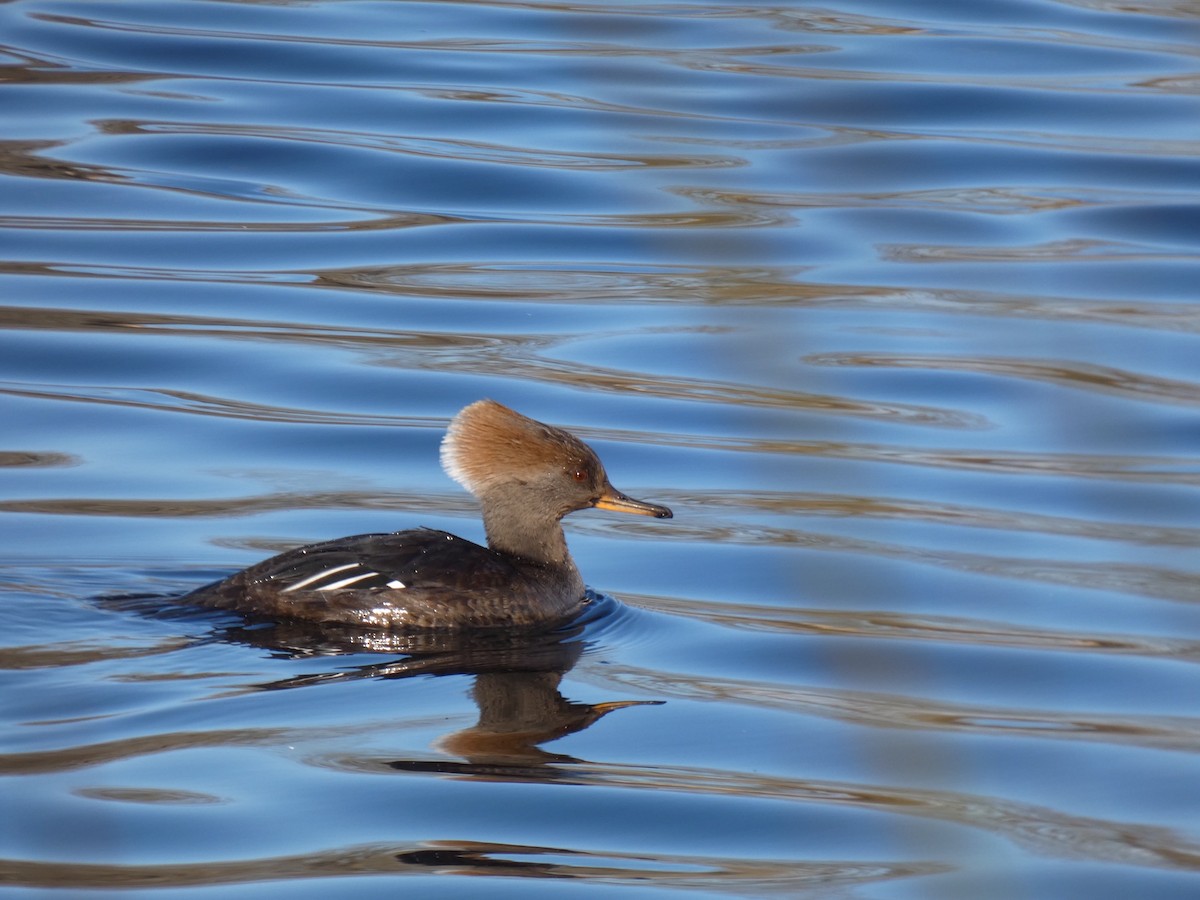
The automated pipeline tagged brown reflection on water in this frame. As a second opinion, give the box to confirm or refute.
[222,612,661,768]
[0,638,190,671]
[319,260,825,304]
[0,728,292,777]
[0,52,152,89]
[0,450,79,469]
[677,184,1096,215]
[883,238,1196,264]
[0,212,461,233]
[73,786,221,805]
[0,841,942,893]
[100,117,746,171]
[0,208,791,232]
[0,139,125,185]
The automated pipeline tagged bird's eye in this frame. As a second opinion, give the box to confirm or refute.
[572,467,588,482]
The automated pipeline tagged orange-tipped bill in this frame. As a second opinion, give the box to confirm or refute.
[594,486,672,519]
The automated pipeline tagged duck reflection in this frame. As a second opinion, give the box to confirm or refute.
[117,591,659,770]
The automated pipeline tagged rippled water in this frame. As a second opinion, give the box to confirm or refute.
[3,0,1200,897]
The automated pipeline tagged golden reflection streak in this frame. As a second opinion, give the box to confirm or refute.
[0,841,942,893]
[578,659,1200,753]
[0,450,79,469]
[625,593,1200,664]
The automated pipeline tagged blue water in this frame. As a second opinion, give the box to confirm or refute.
[2,0,1199,897]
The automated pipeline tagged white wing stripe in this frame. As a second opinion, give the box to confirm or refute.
[319,571,379,591]
[280,562,361,593]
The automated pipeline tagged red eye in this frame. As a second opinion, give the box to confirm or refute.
[572,468,587,482]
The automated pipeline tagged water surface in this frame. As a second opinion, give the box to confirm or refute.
[2,0,1199,897]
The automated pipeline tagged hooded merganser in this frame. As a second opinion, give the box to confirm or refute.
[182,400,672,630]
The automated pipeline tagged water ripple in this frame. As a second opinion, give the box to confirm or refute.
[586,661,1200,753]
[564,762,1200,873]
[0,842,943,893]
[628,593,1200,664]
[808,352,1200,409]
[3,0,1199,893]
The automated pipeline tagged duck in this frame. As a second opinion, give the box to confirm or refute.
[182,400,672,630]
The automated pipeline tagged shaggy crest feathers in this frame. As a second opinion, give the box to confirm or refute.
[440,400,597,496]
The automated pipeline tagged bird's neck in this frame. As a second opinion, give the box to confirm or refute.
[480,494,574,569]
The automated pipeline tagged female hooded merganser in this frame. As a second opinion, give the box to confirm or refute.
[183,400,671,630]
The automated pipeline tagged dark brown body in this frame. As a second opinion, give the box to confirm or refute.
[183,529,586,630]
